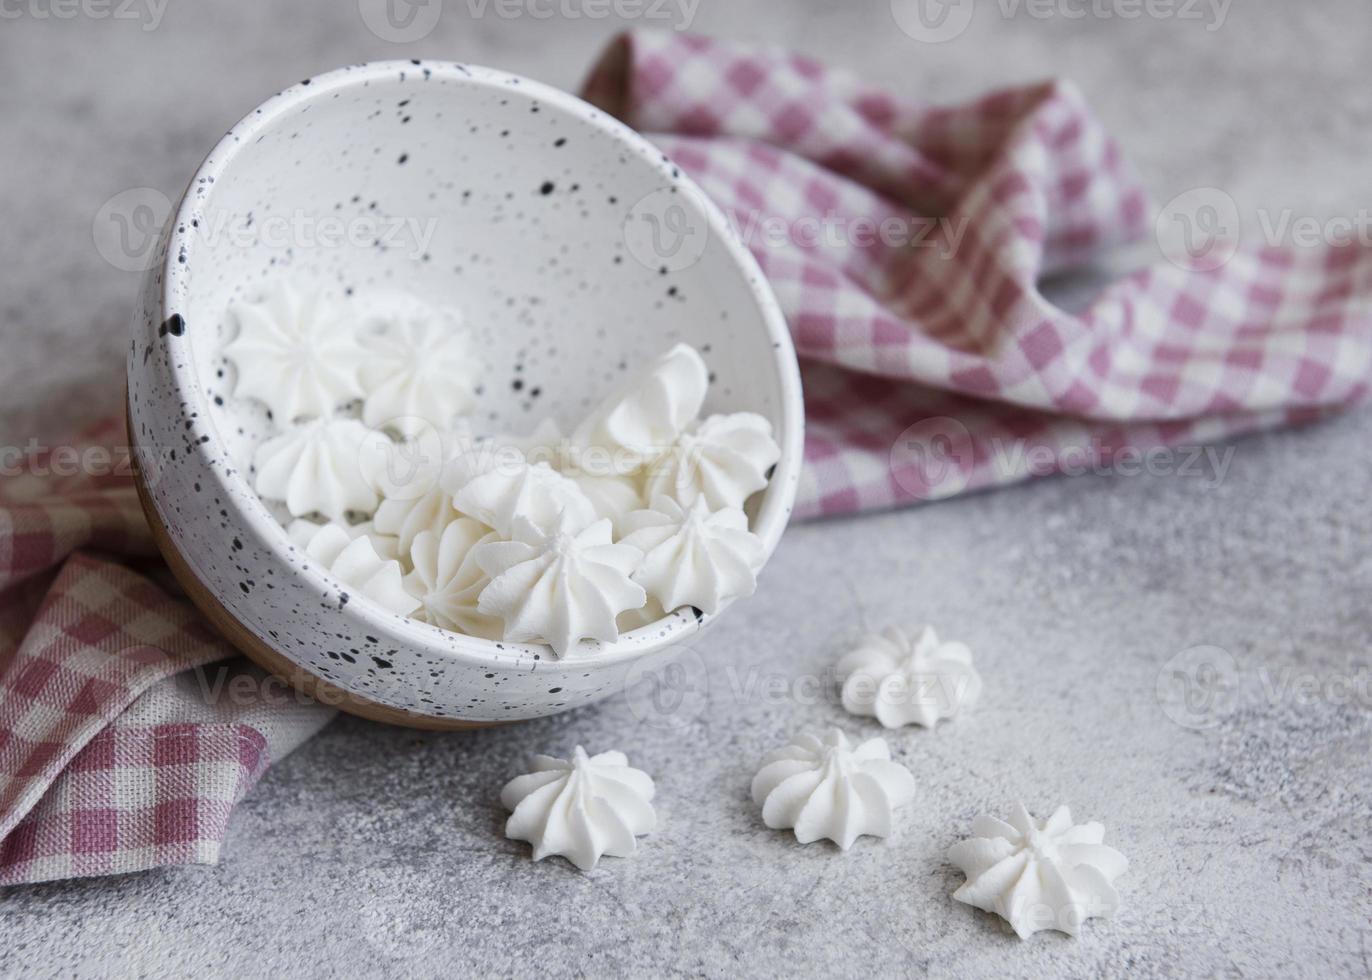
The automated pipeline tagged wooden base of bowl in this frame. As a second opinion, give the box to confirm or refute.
[128,407,492,731]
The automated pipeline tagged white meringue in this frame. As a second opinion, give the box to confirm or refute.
[566,470,643,538]
[404,518,502,638]
[360,311,480,438]
[751,729,915,850]
[439,433,521,493]
[501,746,657,871]
[452,459,597,539]
[365,421,461,508]
[837,626,982,729]
[474,515,646,657]
[616,596,669,634]
[372,481,465,558]
[349,521,401,562]
[253,418,381,521]
[573,343,708,474]
[288,519,418,617]
[620,495,765,615]
[223,282,369,422]
[497,417,569,470]
[644,412,780,511]
[287,517,399,562]
[948,804,1128,939]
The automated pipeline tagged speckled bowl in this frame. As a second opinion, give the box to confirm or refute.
[126,60,803,728]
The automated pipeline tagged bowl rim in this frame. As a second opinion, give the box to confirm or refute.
[151,59,805,679]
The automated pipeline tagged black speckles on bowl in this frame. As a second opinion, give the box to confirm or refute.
[126,61,804,726]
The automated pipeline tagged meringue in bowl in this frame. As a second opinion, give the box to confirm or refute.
[126,61,803,727]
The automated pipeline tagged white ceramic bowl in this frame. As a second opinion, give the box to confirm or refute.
[127,60,803,727]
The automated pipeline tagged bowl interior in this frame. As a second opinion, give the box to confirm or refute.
[166,62,801,664]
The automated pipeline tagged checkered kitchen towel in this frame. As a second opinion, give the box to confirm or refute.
[4,33,1372,886]
[0,420,333,885]
[584,32,1372,515]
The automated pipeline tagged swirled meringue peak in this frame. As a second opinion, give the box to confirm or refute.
[253,417,382,521]
[223,282,368,422]
[404,518,502,638]
[451,458,597,538]
[288,519,418,617]
[837,626,982,729]
[360,310,480,438]
[372,480,464,558]
[621,495,765,615]
[474,514,645,657]
[948,803,1128,939]
[501,747,657,871]
[645,411,780,511]
[751,729,915,850]
[573,343,708,474]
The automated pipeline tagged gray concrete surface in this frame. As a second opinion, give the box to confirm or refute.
[2,1,1371,977]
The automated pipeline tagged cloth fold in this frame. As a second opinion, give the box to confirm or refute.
[3,31,1370,884]
[0,421,333,885]
[583,32,1371,514]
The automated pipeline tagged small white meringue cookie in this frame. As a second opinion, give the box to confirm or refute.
[644,411,780,511]
[573,343,709,474]
[372,481,466,559]
[620,495,765,615]
[287,517,399,563]
[948,803,1128,939]
[501,746,657,871]
[751,729,915,850]
[254,417,382,521]
[404,518,502,639]
[451,459,597,538]
[474,514,645,657]
[836,626,982,729]
[566,469,644,538]
[288,519,418,617]
[360,311,480,438]
[223,282,369,422]
[495,417,569,470]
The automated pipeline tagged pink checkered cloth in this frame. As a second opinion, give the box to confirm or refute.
[583,33,1372,516]
[5,33,1372,888]
[0,420,333,885]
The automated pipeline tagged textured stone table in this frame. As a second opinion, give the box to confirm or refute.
[2,2,1370,977]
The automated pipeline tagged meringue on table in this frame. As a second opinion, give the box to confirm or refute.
[751,729,916,850]
[501,747,657,871]
[836,625,982,729]
[948,803,1128,939]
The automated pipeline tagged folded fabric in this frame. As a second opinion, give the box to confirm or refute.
[583,32,1371,515]
[4,30,1371,885]
[0,421,333,886]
